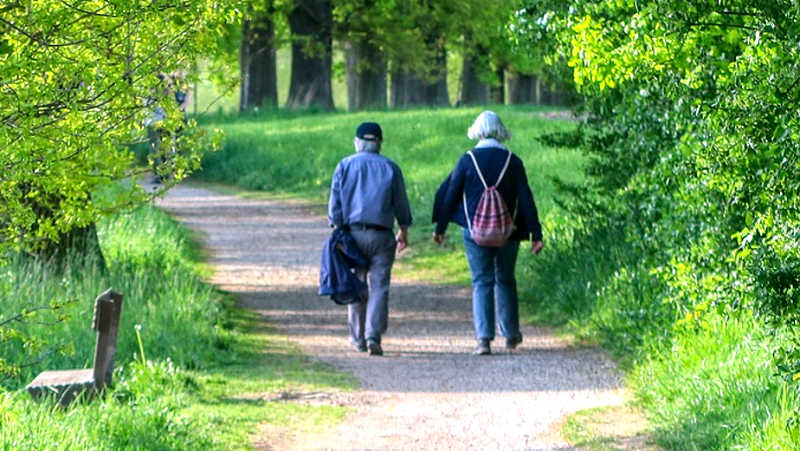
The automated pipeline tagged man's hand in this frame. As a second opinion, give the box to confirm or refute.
[433,233,446,245]
[531,240,543,255]
[396,228,409,252]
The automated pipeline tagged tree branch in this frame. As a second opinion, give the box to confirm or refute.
[0,1,21,15]
[0,305,65,328]
[685,21,761,32]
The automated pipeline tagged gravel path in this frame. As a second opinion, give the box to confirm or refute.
[157,183,627,451]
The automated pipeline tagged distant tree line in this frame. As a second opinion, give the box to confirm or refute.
[236,0,572,112]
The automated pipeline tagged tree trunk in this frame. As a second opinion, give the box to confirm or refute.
[345,40,387,111]
[390,44,449,108]
[507,71,537,105]
[286,0,335,111]
[490,66,505,104]
[24,206,106,270]
[346,42,356,111]
[239,16,278,112]
[47,222,106,269]
[390,71,420,107]
[10,181,106,269]
[460,53,490,106]
[508,71,572,106]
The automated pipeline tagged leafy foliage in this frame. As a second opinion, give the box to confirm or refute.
[0,296,75,380]
[517,0,800,447]
[0,0,230,257]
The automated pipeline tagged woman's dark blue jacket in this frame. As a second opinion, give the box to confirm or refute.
[432,146,543,242]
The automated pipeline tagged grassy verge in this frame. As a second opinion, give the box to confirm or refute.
[630,312,797,450]
[0,204,355,451]
[563,404,655,451]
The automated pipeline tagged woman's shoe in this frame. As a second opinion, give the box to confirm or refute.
[350,339,367,353]
[367,338,383,356]
[473,339,491,355]
[505,334,523,351]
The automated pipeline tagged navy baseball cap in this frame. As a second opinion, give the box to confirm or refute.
[356,122,382,141]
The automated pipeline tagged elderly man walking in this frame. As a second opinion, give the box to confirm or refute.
[328,122,413,356]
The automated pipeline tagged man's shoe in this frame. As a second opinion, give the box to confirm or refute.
[473,339,491,355]
[505,334,523,351]
[350,339,367,353]
[367,339,383,356]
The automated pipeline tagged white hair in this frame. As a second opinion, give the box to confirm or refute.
[354,137,382,153]
[467,110,512,142]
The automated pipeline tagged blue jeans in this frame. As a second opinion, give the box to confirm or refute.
[462,228,521,341]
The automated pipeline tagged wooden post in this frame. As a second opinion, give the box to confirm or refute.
[26,289,124,405]
[91,289,124,389]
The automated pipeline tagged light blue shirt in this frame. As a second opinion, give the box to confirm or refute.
[328,151,413,230]
[474,138,508,150]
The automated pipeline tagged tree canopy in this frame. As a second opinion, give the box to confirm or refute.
[0,0,230,258]
[235,0,555,111]
[521,0,800,424]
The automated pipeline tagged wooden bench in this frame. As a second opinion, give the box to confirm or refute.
[26,288,124,406]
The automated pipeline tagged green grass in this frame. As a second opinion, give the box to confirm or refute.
[0,204,355,451]
[630,312,798,451]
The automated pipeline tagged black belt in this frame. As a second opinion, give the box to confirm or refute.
[347,224,392,232]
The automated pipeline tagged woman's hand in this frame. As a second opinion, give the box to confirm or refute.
[396,228,409,252]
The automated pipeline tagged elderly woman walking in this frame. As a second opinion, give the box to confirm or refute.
[432,111,544,355]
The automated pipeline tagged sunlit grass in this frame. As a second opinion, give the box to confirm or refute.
[562,404,653,451]
[631,312,797,450]
[0,204,355,451]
